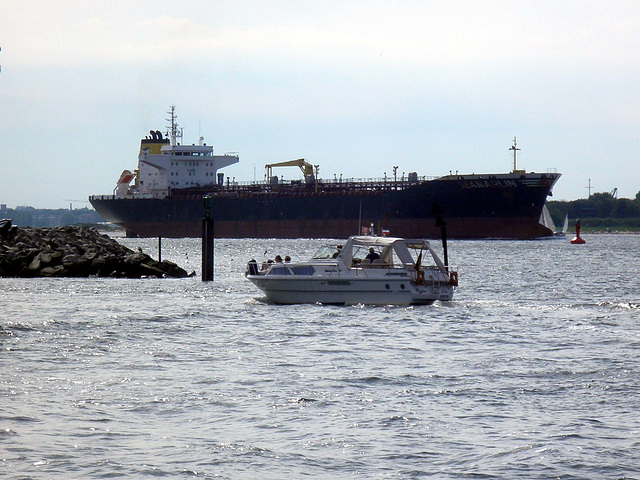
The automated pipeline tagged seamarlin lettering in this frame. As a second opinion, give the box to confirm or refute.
[461,179,518,189]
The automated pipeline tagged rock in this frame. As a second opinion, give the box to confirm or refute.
[0,223,191,279]
[0,219,13,239]
[29,252,53,272]
[159,260,189,278]
[40,265,66,277]
[28,254,42,271]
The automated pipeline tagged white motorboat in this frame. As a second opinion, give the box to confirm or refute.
[245,236,458,305]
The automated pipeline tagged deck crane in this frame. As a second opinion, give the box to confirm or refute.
[265,158,319,193]
[265,158,314,179]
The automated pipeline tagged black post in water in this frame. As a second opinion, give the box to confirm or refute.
[202,196,214,281]
[432,202,449,271]
[158,236,162,263]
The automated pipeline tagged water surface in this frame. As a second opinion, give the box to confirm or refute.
[1,235,639,478]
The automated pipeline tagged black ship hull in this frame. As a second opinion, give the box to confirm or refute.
[90,173,561,239]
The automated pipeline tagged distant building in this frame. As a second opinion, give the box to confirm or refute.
[1,206,103,227]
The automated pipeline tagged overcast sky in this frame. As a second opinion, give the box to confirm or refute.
[1,0,639,208]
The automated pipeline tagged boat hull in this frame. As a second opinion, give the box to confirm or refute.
[90,172,561,239]
[247,276,454,305]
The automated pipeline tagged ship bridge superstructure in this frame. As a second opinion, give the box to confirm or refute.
[114,107,239,198]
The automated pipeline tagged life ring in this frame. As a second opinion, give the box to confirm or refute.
[416,270,425,284]
[448,271,459,286]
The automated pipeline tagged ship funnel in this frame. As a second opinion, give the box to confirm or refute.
[155,130,163,140]
[150,130,157,140]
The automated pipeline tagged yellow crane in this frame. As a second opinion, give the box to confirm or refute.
[265,158,314,180]
[265,158,319,193]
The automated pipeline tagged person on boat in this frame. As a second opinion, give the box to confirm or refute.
[284,256,291,262]
[332,245,343,258]
[366,247,380,263]
[275,255,283,263]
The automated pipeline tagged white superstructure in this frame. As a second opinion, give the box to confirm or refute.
[114,106,239,198]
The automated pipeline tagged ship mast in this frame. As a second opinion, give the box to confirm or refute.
[166,105,183,146]
[509,137,521,173]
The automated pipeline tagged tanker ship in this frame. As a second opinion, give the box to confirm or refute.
[89,108,561,239]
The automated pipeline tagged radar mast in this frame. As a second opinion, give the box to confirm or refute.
[166,105,184,146]
[509,137,521,173]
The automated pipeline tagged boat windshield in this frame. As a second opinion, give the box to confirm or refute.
[312,245,342,259]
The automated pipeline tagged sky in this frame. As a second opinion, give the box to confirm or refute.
[1,0,639,208]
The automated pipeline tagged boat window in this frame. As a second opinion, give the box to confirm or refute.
[312,246,340,259]
[268,267,291,276]
[290,266,315,275]
[352,245,382,262]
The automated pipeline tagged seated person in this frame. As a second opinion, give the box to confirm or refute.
[365,247,380,263]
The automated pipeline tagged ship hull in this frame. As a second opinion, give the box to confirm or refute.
[90,173,561,239]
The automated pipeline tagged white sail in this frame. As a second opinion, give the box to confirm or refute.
[540,204,557,232]
[562,214,569,234]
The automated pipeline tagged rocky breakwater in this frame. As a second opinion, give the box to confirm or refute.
[0,220,190,278]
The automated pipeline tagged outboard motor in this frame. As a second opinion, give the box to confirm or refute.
[246,259,259,276]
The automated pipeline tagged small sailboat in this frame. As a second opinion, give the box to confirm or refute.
[554,213,569,237]
[540,204,557,235]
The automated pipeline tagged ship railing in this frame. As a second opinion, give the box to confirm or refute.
[219,175,439,191]
[89,175,441,201]
[89,193,154,200]
[233,175,438,185]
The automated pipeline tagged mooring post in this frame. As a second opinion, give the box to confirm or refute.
[202,196,214,281]
[433,202,449,271]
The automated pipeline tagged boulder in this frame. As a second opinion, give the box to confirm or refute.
[0,223,191,279]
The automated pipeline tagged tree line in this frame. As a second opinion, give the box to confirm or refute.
[547,191,640,230]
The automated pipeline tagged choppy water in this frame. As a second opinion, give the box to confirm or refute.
[1,234,639,479]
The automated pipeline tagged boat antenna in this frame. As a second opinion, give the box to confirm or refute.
[509,137,521,172]
[166,105,183,146]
